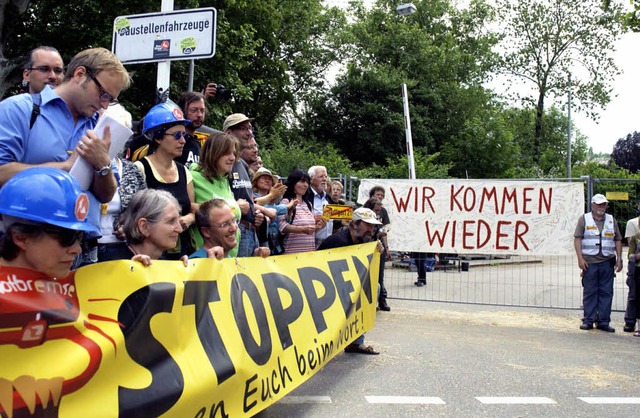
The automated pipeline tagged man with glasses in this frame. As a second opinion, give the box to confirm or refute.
[0,47,131,265]
[223,113,266,257]
[21,46,64,94]
[191,198,269,258]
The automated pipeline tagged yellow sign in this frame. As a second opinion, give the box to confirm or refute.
[605,191,628,201]
[322,204,354,220]
[0,244,379,417]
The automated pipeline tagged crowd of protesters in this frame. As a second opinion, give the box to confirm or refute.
[0,46,390,358]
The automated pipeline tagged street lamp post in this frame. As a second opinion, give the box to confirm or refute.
[397,3,417,180]
[402,83,416,180]
[567,73,572,179]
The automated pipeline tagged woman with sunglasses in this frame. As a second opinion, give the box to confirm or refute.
[133,101,196,259]
[0,167,99,281]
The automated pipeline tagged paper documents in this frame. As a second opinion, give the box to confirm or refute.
[69,114,133,190]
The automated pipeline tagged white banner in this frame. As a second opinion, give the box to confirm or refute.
[358,179,584,256]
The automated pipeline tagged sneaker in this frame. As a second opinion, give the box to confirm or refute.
[414,280,426,287]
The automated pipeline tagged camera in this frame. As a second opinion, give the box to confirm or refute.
[214,84,232,100]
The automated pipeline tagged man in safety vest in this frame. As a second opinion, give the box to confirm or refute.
[574,194,623,332]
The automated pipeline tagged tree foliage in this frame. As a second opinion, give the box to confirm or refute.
[611,131,640,173]
[1,0,347,135]
[299,0,500,171]
[496,0,624,164]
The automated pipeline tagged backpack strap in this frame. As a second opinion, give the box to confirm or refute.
[29,93,42,130]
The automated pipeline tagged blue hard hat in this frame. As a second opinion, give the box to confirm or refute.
[142,101,191,136]
[0,167,99,233]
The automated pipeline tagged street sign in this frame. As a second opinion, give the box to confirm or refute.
[112,8,216,65]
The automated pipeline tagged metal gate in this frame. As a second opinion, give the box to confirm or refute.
[340,175,640,311]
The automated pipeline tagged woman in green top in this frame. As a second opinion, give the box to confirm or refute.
[190,132,242,257]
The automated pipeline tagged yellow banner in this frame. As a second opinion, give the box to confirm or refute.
[322,204,354,220]
[0,243,379,417]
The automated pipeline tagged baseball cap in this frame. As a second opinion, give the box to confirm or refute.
[222,113,253,131]
[352,207,382,225]
[591,194,608,204]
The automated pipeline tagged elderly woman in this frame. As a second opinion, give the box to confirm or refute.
[134,101,196,259]
[120,189,185,264]
[0,167,99,280]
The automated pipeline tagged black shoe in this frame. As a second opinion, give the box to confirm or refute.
[378,300,391,311]
[624,323,635,332]
[597,325,615,333]
[414,280,426,287]
[580,323,593,330]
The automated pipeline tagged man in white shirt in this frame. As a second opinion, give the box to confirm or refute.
[307,165,333,247]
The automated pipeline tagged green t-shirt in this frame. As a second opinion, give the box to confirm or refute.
[190,164,241,257]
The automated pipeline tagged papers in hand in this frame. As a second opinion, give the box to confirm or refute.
[69,114,133,190]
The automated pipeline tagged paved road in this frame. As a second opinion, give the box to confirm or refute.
[256,300,640,417]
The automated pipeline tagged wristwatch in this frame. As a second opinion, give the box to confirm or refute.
[95,162,112,176]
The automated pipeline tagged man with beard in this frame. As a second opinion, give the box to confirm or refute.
[307,165,333,247]
[317,207,383,355]
[574,194,623,332]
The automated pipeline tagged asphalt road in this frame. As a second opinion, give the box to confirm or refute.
[256,300,640,418]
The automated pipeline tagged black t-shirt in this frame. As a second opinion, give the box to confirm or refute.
[317,228,353,250]
[174,134,201,168]
[229,159,255,223]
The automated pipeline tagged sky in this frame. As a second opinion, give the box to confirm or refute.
[572,31,640,154]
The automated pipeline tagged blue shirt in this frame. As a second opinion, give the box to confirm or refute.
[0,86,98,165]
[189,247,231,259]
[0,86,101,238]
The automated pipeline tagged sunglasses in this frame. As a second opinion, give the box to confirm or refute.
[164,131,188,140]
[85,68,118,105]
[43,227,85,247]
[28,65,64,75]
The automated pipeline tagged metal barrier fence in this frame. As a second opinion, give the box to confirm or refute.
[336,175,640,311]
[383,252,629,312]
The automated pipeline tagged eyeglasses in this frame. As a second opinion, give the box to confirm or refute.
[164,131,188,140]
[28,66,64,75]
[43,227,85,247]
[85,68,118,105]
[208,219,238,230]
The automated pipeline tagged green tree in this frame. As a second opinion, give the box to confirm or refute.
[501,106,589,178]
[1,0,347,137]
[300,0,500,171]
[495,0,623,164]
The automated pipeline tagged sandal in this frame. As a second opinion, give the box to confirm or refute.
[344,343,379,355]
[634,331,640,337]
